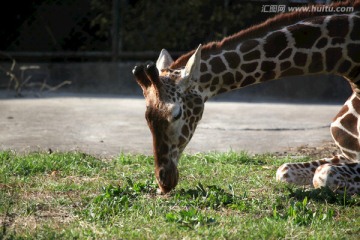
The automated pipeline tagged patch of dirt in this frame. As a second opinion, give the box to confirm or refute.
[277,141,339,159]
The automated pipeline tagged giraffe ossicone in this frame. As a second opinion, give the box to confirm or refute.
[179,44,202,91]
[133,0,360,194]
[156,49,173,71]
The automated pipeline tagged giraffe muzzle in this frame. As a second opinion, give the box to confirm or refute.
[155,161,179,194]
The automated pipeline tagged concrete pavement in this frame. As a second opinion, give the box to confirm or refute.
[0,95,341,157]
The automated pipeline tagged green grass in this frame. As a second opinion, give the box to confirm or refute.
[0,151,359,239]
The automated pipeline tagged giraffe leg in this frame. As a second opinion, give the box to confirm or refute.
[276,155,352,186]
[313,163,360,194]
[277,96,360,194]
[316,93,360,194]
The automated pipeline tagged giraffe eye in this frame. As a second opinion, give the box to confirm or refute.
[172,107,182,121]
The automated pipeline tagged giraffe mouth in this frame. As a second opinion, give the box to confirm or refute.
[155,159,179,194]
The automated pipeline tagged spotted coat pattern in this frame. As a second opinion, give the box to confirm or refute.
[134,3,360,194]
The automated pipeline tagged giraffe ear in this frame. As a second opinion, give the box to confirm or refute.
[179,44,202,90]
[156,49,174,71]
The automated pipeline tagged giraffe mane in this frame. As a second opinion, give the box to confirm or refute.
[170,0,360,69]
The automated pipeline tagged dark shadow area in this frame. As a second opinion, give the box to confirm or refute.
[287,186,360,206]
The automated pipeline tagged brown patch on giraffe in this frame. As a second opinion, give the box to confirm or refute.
[200,63,208,72]
[179,136,187,146]
[279,48,292,60]
[209,57,226,74]
[260,71,276,81]
[200,73,212,83]
[241,62,258,73]
[340,113,359,135]
[308,52,323,73]
[201,52,211,61]
[281,67,304,77]
[261,61,276,72]
[313,161,320,167]
[347,44,360,63]
[181,125,189,137]
[342,150,357,160]
[325,47,342,72]
[280,61,291,71]
[294,52,307,67]
[235,71,243,82]
[230,85,237,90]
[241,76,256,87]
[287,24,322,49]
[304,162,310,168]
[239,39,259,53]
[320,159,331,165]
[331,156,340,164]
[193,107,203,115]
[186,101,194,109]
[194,97,202,105]
[327,15,349,38]
[263,31,288,58]
[222,72,235,85]
[316,37,328,49]
[211,77,220,86]
[216,88,228,95]
[331,126,360,151]
[338,60,352,74]
[352,96,360,115]
[224,52,240,69]
[189,116,195,125]
[350,17,360,41]
[331,38,345,45]
[348,66,360,81]
[333,104,348,120]
[243,50,261,61]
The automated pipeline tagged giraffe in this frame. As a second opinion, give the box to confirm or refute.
[133,0,360,194]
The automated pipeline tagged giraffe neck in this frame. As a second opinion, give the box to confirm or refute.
[189,11,360,101]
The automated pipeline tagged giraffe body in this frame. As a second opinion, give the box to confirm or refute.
[133,0,360,194]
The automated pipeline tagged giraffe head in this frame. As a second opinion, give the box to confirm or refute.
[133,45,204,193]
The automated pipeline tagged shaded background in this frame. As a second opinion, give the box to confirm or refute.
[0,0,352,102]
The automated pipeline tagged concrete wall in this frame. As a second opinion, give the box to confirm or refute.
[0,61,353,102]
